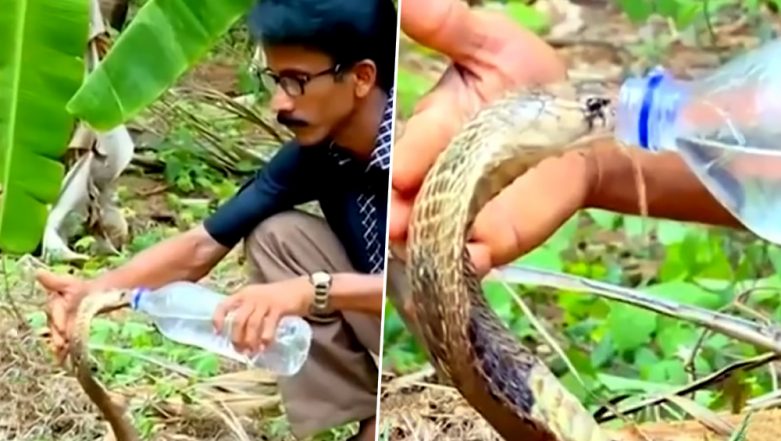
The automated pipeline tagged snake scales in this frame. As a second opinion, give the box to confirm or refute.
[403,80,620,441]
[70,288,140,440]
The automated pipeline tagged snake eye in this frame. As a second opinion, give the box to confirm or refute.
[585,97,610,113]
[583,96,611,129]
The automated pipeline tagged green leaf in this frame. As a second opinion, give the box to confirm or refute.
[657,323,697,358]
[558,290,599,323]
[565,347,598,377]
[0,0,88,254]
[634,346,660,366]
[597,373,672,394]
[674,1,704,29]
[606,303,656,352]
[622,215,650,237]
[767,246,781,278]
[585,209,620,230]
[514,214,573,270]
[644,280,726,309]
[516,245,563,271]
[558,371,594,403]
[590,334,614,368]
[656,0,681,18]
[25,311,48,330]
[382,310,406,342]
[193,353,220,376]
[67,0,255,130]
[396,68,434,118]
[616,0,654,24]
[658,242,689,281]
[90,318,120,345]
[646,359,688,384]
[482,280,514,322]
[504,3,550,35]
[656,220,692,245]
[546,214,580,252]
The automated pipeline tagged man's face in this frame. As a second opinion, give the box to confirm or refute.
[259,45,357,146]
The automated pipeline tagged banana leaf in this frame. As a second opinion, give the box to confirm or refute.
[0,0,88,254]
[67,0,256,131]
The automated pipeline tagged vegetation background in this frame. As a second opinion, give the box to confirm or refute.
[380,0,781,440]
[4,0,781,440]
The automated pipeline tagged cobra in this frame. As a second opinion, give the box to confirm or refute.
[70,288,140,441]
[404,80,617,441]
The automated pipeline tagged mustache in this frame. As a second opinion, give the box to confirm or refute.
[276,112,309,128]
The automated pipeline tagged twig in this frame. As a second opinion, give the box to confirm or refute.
[594,352,779,422]
[729,285,781,391]
[88,343,196,379]
[684,328,712,400]
[492,265,781,356]
[665,394,735,436]
[137,184,169,197]
[703,0,717,44]
[490,271,586,386]
[1,256,29,332]
[545,36,634,61]
[490,271,645,434]
[184,85,288,143]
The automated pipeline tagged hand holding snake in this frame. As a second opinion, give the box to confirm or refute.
[39,269,139,440]
[391,1,621,440]
[389,0,590,274]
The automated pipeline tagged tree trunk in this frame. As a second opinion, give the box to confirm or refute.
[98,0,129,31]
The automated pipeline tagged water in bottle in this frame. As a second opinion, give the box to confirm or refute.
[614,38,781,244]
[130,281,313,376]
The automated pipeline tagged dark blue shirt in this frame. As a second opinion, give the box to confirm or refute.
[203,90,393,275]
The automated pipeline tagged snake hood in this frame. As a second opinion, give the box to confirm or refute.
[406,80,617,441]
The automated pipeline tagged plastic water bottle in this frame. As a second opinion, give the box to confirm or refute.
[614,38,781,244]
[130,281,313,376]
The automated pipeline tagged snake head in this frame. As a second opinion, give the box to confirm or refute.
[112,288,138,309]
[87,288,138,315]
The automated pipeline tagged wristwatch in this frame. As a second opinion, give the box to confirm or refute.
[309,270,333,315]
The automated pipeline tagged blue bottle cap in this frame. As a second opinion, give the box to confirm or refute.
[637,70,666,149]
[617,66,685,152]
[130,287,150,310]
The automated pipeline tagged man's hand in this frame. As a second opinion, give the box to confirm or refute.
[38,269,91,364]
[212,277,314,354]
[390,0,597,274]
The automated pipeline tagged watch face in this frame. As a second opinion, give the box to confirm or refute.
[312,271,331,286]
[310,272,330,315]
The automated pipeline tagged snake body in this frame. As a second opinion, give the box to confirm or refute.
[70,288,140,441]
[405,80,618,441]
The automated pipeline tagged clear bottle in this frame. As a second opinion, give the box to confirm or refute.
[615,38,781,244]
[130,281,312,376]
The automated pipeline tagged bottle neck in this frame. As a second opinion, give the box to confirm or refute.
[130,287,148,310]
[616,68,690,152]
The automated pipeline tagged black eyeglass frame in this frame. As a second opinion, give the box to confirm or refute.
[258,63,345,97]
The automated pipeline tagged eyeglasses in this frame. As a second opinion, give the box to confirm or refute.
[258,64,342,97]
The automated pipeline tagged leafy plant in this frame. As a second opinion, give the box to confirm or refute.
[0,0,89,254]
[67,0,256,131]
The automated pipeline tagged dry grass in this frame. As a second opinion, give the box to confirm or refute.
[0,251,309,441]
[378,367,781,441]
[0,317,104,440]
[378,369,502,441]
